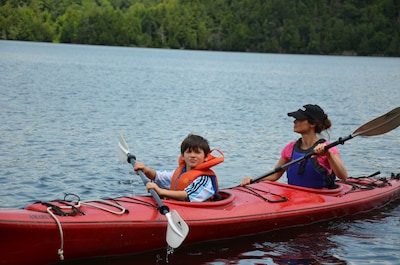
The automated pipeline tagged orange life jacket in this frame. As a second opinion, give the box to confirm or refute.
[170,149,224,191]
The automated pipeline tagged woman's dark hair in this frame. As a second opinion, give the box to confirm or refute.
[309,113,332,133]
[180,134,210,155]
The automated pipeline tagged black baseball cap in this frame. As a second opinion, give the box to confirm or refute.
[287,104,326,123]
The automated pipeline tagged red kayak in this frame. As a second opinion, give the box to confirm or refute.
[0,172,399,265]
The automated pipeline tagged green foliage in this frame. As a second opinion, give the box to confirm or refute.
[0,0,399,56]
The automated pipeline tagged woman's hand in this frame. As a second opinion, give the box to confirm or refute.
[313,143,330,157]
[240,177,253,186]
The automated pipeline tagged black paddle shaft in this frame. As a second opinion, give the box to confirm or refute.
[251,135,351,184]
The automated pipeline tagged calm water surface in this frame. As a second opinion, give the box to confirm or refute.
[0,40,399,264]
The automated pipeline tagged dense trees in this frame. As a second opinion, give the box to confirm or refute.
[1,0,399,56]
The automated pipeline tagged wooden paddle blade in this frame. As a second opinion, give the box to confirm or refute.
[165,210,189,248]
[353,107,400,137]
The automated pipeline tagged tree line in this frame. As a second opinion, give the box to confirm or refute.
[1,0,399,56]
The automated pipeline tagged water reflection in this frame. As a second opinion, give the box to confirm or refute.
[181,226,348,265]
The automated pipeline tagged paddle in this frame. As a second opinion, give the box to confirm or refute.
[118,134,189,248]
[250,106,400,184]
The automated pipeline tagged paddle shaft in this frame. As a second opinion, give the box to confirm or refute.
[250,135,352,183]
[127,154,169,215]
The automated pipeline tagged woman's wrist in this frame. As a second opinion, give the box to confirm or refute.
[325,150,333,158]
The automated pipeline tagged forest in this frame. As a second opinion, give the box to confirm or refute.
[1,0,399,56]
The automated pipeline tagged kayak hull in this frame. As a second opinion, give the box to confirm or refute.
[1,175,399,265]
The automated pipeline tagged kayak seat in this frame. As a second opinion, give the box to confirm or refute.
[212,191,232,201]
[330,184,340,189]
[212,193,223,201]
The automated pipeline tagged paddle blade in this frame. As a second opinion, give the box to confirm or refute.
[353,107,400,137]
[118,133,130,162]
[165,210,189,248]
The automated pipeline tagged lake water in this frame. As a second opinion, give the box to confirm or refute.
[0,40,399,264]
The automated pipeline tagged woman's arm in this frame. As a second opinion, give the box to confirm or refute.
[314,143,348,180]
[240,157,288,186]
[326,151,348,180]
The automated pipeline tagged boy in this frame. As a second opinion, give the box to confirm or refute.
[133,134,224,202]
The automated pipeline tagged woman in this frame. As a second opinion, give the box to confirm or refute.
[241,104,348,189]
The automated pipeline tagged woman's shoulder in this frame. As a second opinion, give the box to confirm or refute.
[284,140,297,150]
[281,140,297,159]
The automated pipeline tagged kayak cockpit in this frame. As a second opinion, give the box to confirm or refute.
[166,191,235,207]
[264,181,345,195]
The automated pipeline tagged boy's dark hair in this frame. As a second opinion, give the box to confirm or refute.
[180,134,210,155]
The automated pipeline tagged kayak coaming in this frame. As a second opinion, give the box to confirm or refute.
[0,176,399,265]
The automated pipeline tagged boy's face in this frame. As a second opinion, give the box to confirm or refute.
[183,147,206,170]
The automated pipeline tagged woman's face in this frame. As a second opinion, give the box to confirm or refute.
[183,148,206,170]
[293,119,315,134]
